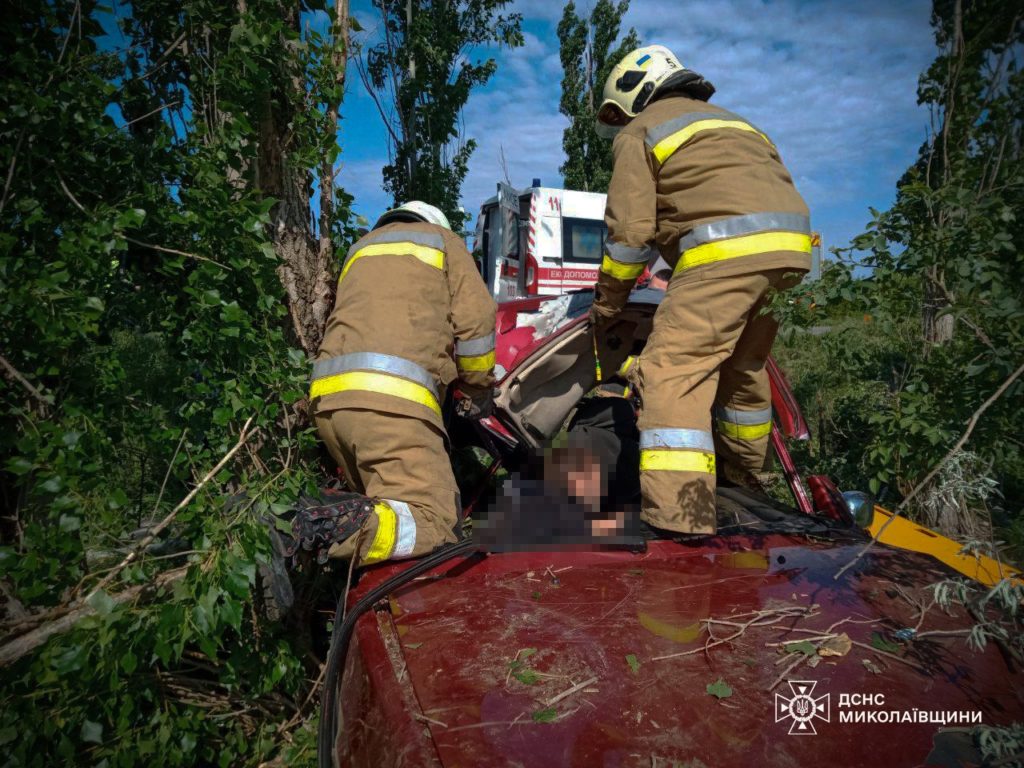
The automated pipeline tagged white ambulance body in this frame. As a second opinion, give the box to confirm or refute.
[472,182,610,299]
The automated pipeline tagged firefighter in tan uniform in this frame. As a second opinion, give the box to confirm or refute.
[306,201,496,565]
[591,45,811,535]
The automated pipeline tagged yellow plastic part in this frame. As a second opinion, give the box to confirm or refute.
[637,612,703,644]
[866,508,1021,587]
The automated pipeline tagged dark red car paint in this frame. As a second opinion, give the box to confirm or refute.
[337,540,1023,767]
[331,292,1022,766]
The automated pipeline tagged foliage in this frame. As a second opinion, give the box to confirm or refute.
[557,0,638,192]
[361,0,523,230]
[0,1,353,764]
[974,722,1024,765]
[772,0,1023,559]
[932,573,1023,658]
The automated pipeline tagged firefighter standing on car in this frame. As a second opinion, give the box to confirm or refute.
[591,45,811,535]
[304,201,496,565]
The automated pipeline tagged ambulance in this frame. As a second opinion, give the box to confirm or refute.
[472,180,609,299]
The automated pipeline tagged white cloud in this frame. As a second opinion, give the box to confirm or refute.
[617,0,936,245]
[338,0,938,248]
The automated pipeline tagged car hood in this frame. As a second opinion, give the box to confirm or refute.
[337,528,1024,767]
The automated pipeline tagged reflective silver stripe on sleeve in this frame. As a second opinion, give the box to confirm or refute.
[714,405,773,425]
[678,213,811,252]
[455,333,496,356]
[345,229,446,259]
[605,241,651,264]
[644,110,763,150]
[311,353,439,399]
[639,428,716,453]
[385,499,417,559]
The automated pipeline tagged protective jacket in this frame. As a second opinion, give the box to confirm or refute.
[311,221,497,429]
[309,221,496,564]
[593,95,811,317]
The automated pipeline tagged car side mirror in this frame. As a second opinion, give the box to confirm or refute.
[841,491,877,528]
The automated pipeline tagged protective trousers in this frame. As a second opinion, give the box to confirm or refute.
[314,408,461,562]
[633,268,804,533]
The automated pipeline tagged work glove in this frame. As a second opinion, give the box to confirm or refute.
[457,388,495,420]
[588,294,621,333]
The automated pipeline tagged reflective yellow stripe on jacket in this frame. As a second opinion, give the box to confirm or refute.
[339,230,446,282]
[645,110,774,166]
[674,212,812,274]
[309,352,442,417]
[455,333,496,373]
[600,241,650,281]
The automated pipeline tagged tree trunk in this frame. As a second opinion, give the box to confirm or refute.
[922,266,955,345]
[258,0,348,357]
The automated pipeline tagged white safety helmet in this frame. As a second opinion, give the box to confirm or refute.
[596,44,715,139]
[374,200,451,231]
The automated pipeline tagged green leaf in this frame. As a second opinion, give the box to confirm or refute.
[80,719,103,744]
[519,648,537,659]
[784,641,817,657]
[58,514,81,532]
[88,589,115,616]
[531,708,558,723]
[706,678,733,699]
[625,653,640,674]
[870,632,901,654]
[512,668,539,685]
[120,650,138,674]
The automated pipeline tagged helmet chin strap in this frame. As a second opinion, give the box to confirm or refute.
[595,121,624,140]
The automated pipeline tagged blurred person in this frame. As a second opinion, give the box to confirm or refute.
[475,421,642,552]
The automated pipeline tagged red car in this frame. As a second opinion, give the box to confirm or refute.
[319,290,1023,768]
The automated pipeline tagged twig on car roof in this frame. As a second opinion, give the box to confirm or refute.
[543,676,598,708]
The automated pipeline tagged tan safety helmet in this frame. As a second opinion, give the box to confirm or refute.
[596,44,715,139]
[374,200,451,230]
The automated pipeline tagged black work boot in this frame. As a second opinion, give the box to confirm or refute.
[273,489,377,566]
[717,462,773,496]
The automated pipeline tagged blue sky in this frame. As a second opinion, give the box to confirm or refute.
[337,0,939,254]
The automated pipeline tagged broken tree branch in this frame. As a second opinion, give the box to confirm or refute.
[85,416,256,602]
[124,237,231,269]
[0,566,187,667]
[834,359,1024,581]
[0,352,52,415]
